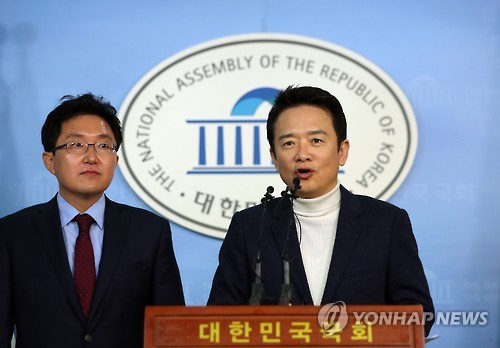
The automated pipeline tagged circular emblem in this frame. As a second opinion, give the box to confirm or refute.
[119,33,418,239]
[318,301,348,334]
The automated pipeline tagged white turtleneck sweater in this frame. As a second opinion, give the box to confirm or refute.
[293,183,341,305]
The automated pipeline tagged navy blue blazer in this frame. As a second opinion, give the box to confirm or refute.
[208,185,434,336]
[0,196,185,348]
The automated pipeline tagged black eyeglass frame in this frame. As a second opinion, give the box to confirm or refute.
[51,141,117,155]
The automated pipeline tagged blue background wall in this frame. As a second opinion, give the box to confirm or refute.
[1,1,499,346]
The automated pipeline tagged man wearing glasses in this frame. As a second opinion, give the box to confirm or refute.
[0,94,185,348]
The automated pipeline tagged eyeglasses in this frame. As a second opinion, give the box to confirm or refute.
[51,141,117,156]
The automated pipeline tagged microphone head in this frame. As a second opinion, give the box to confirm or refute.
[292,177,301,190]
[262,186,275,203]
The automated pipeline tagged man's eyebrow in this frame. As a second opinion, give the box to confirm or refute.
[63,133,114,141]
[277,133,294,141]
[307,129,328,136]
[277,129,328,141]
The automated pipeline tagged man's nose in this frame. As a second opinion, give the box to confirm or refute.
[295,142,311,161]
[83,145,99,163]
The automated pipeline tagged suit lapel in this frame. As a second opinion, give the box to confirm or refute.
[35,196,84,322]
[88,197,129,322]
[321,186,363,304]
[271,197,312,305]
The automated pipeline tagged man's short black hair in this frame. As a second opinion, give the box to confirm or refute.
[267,85,347,152]
[41,93,122,152]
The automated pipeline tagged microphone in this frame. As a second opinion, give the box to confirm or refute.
[290,177,302,198]
[279,178,301,305]
[280,177,302,199]
[249,186,274,305]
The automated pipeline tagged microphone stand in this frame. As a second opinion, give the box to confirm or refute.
[279,178,301,305]
[249,186,274,305]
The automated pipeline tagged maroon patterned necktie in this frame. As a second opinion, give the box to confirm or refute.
[74,214,96,319]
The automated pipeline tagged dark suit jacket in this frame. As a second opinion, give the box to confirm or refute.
[0,196,185,348]
[208,185,434,336]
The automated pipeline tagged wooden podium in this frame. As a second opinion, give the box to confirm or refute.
[144,305,424,347]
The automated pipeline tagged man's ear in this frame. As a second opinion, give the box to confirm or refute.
[42,152,56,175]
[270,148,279,170]
[339,139,350,166]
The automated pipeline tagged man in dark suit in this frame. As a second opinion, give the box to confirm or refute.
[0,93,185,348]
[207,86,434,336]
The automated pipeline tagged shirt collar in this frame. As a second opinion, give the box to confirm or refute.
[57,193,106,229]
[293,182,341,216]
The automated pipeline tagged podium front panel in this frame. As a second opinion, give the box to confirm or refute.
[144,305,424,347]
